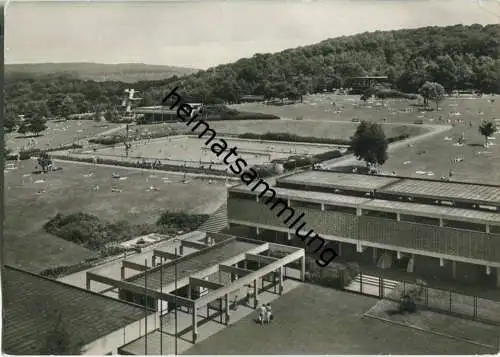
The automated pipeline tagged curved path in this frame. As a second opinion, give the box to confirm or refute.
[322,124,452,169]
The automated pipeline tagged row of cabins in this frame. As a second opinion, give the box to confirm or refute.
[226,170,500,287]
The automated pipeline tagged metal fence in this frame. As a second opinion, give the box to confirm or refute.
[348,272,500,326]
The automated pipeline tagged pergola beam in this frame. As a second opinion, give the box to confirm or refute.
[86,272,195,308]
[153,249,180,260]
[122,260,149,272]
[219,264,253,276]
[189,277,224,290]
[245,253,278,265]
[197,249,304,308]
[182,240,208,250]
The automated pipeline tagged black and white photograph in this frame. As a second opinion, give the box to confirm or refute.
[2,0,500,355]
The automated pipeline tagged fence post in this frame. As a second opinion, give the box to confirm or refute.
[474,295,477,320]
[449,290,452,313]
[380,275,384,299]
[403,280,406,296]
[360,272,363,294]
[425,286,428,306]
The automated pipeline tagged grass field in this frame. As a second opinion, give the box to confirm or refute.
[4,160,227,272]
[184,284,496,355]
[6,120,122,152]
[230,94,500,125]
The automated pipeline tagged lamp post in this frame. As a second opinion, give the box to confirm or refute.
[173,238,180,355]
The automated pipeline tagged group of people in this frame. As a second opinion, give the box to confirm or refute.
[257,303,273,325]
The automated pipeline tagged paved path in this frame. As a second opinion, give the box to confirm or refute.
[322,124,453,169]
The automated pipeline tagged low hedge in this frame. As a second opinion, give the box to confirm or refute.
[238,132,351,146]
[17,144,83,160]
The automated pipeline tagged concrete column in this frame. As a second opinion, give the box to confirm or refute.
[486,224,490,233]
[120,266,125,280]
[300,256,306,281]
[396,251,401,260]
[288,199,291,207]
[253,279,258,308]
[187,283,191,299]
[356,242,363,253]
[224,294,230,325]
[372,247,378,264]
[192,307,198,343]
[279,266,284,295]
[256,195,259,202]
[86,275,91,290]
[179,245,184,256]
[256,227,260,236]
[486,266,491,275]
[440,257,444,267]
[439,218,444,227]
[152,255,156,267]
[338,242,342,257]
[243,260,247,270]
[396,213,401,221]
[287,231,291,241]
[356,208,362,216]
[452,261,457,280]
[321,203,325,211]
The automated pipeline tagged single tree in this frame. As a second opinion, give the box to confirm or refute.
[350,121,389,169]
[418,81,445,110]
[17,121,30,136]
[478,120,497,148]
[29,116,48,136]
[4,112,19,132]
[38,151,52,173]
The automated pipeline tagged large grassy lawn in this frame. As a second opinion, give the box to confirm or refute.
[378,119,500,184]
[6,120,122,152]
[184,284,497,355]
[4,160,227,272]
[229,94,500,125]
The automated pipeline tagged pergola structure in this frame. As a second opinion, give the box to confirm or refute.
[86,236,305,343]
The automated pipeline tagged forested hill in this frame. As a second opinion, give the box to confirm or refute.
[5,63,199,83]
[5,24,500,121]
[158,23,500,103]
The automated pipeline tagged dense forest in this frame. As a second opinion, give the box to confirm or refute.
[5,24,500,126]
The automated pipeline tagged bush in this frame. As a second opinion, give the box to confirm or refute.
[156,212,209,231]
[88,135,124,145]
[238,132,351,145]
[19,150,37,160]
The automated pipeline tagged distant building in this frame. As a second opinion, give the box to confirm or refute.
[133,103,203,123]
[240,95,265,103]
[348,76,389,94]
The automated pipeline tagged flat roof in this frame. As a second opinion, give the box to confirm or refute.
[127,239,259,290]
[230,184,371,207]
[3,266,149,355]
[277,171,400,192]
[362,199,500,224]
[380,180,500,206]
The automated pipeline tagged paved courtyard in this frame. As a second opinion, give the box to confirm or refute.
[184,283,498,355]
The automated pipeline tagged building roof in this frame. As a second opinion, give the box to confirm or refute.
[277,171,400,192]
[127,239,259,290]
[362,199,500,224]
[231,184,371,207]
[3,266,150,355]
[379,179,500,206]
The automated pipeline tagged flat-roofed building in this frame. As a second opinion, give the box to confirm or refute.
[85,233,305,352]
[348,76,389,94]
[2,266,158,355]
[226,170,500,288]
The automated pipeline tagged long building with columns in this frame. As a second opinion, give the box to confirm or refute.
[227,170,500,288]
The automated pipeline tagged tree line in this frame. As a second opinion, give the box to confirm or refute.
[5,23,500,130]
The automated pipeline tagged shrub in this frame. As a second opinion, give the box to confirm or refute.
[19,150,36,160]
[238,132,351,145]
[156,212,209,231]
[88,135,124,145]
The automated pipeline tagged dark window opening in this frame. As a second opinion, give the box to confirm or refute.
[399,214,440,226]
[324,205,357,214]
[443,219,486,232]
[363,209,397,220]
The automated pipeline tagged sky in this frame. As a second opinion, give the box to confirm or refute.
[5,0,500,69]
